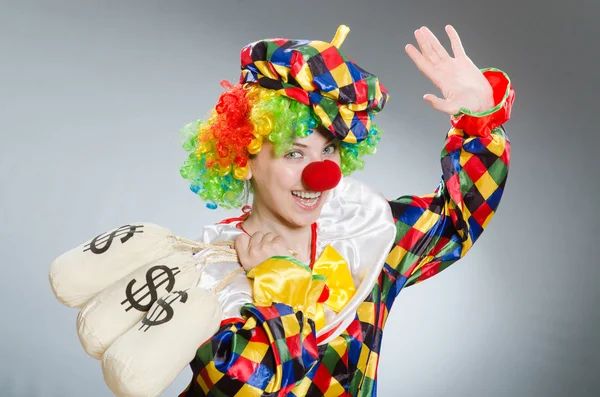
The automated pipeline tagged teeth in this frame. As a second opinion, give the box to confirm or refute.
[292,191,322,199]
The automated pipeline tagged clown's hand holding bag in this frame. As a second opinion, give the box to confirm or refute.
[50,24,514,397]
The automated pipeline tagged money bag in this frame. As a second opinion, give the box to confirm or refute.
[50,223,185,308]
[49,222,238,397]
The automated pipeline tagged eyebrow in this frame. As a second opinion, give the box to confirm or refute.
[293,136,337,149]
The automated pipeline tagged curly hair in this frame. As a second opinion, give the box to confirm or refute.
[180,81,383,210]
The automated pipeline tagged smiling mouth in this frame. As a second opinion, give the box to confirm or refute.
[291,190,322,210]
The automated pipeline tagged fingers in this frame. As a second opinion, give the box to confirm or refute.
[405,44,439,86]
[419,26,450,61]
[445,25,466,57]
[272,235,286,246]
[260,232,277,246]
[235,232,250,248]
[248,231,264,250]
[423,94,461,115]
[414,28,441,64]
[234,233,250,263]
[256,232,288,254]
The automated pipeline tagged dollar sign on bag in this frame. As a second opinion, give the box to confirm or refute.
[121,265,181,312]
[139,290,189,331]
[83,224,144,254]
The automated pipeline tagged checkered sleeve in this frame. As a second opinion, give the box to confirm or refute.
[179,257,324,397]
[383,70,514,290]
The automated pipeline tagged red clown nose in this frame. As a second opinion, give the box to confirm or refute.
[301,160,342,192]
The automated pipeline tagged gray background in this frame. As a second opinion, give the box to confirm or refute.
[1,0,598,396]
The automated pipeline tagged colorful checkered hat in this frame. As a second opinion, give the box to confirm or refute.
[239,25,389,144]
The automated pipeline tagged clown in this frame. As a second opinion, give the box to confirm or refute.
[49,24,514,397]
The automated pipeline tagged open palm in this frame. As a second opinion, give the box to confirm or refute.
[405,25,494,115]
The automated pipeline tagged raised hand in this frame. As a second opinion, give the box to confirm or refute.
[405,25,495,115]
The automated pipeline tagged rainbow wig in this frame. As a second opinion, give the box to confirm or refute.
[180,81,383,210]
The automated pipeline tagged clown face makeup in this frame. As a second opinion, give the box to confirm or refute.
[246,128,341,228]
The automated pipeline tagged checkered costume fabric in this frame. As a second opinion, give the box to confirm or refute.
[178,58,515,395]
[239,38,389,144]
[178,116,512,396]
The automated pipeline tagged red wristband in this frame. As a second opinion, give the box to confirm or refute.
[450,68,515,137]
